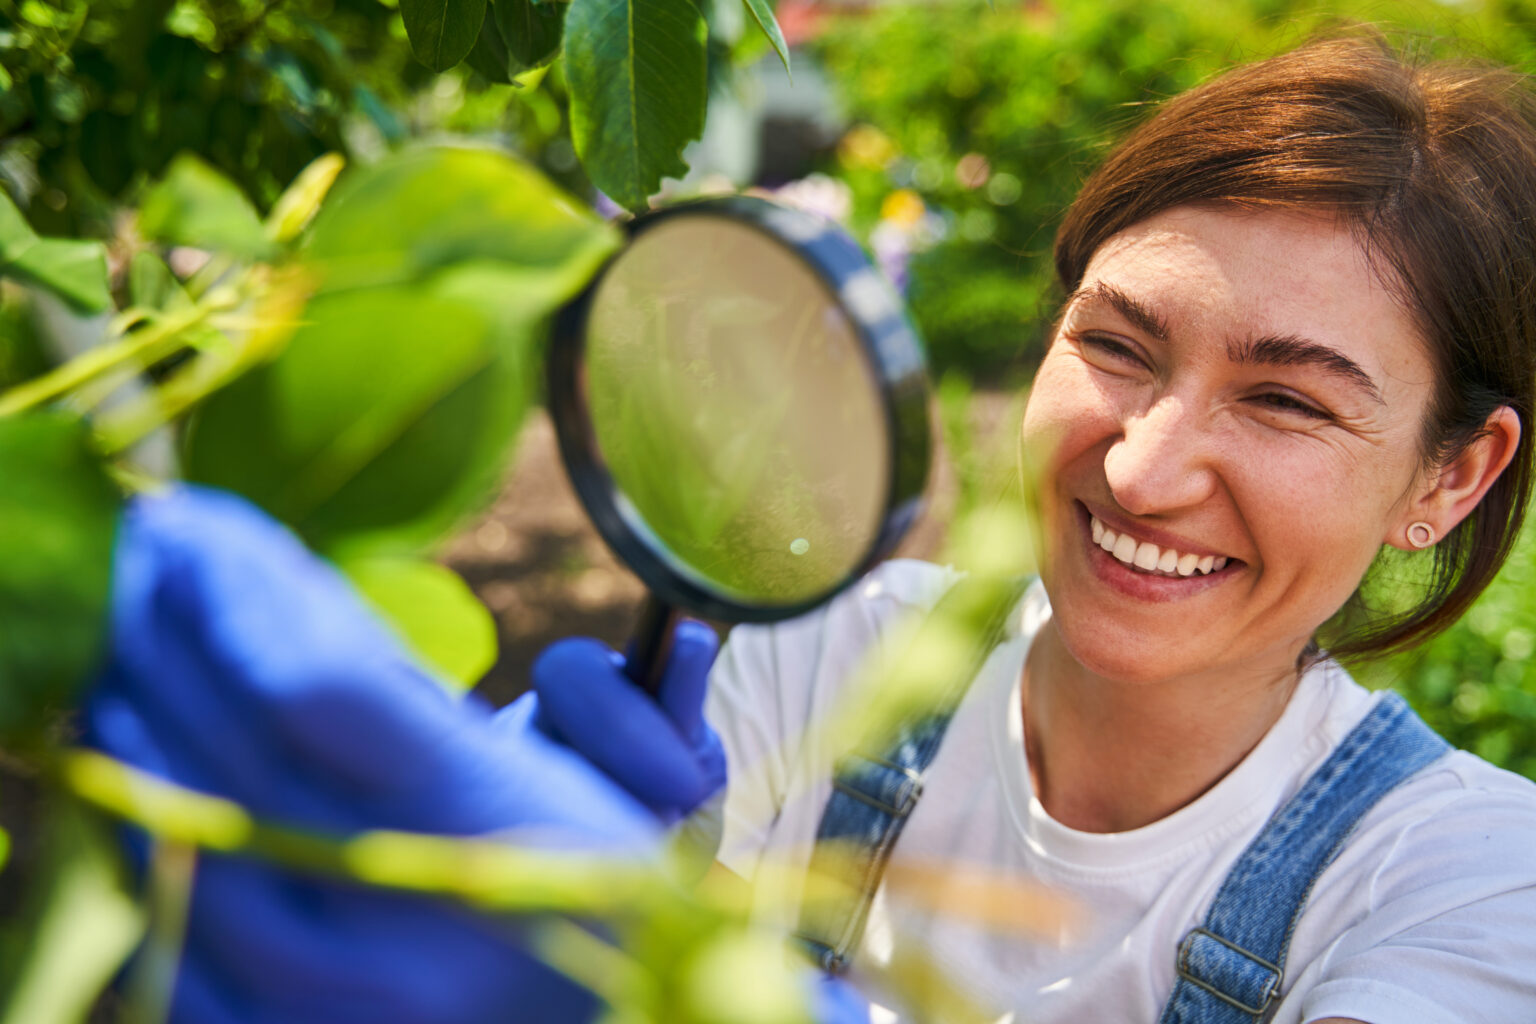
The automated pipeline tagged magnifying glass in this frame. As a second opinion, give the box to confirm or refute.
[547,196,929,694]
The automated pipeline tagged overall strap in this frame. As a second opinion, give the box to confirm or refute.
[1160,692,1450,1023]
[792,574,1031,975]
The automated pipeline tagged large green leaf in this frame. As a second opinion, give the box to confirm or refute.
[495,0,565,72]
[341,556,498,691]
[564,0,708,212]
[400,0,488,71]
[302,147,620,295]
[138,154,272,260]
[0,413,121,744]
[0,191,110,314]
[184,147,619,556]
[0,804,145,1024]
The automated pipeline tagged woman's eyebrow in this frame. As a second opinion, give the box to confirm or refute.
[1227,334,1385,404]
[1067,282,1170,341]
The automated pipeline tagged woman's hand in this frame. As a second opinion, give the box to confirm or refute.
[84,485,661,1023]
[523,623,727,825]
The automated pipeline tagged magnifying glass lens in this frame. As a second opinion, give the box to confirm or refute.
[582,216,889,607]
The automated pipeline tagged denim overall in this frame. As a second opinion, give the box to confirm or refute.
[792,579,1450,1023]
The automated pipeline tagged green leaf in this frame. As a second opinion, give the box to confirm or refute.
[400,0,488,72]
[185,148,618,555]
[739,0,790,76]
[0,190,111,314]
[0,191,34,257]
[465,3,514,83]
[303,147,620,293]
[138,154,272,260]
[0,803,144,1024]
[0,413,121,744]
[564,0,708,212]
[494,0,565,72]
[127,250,186,311]
[341,556,498,690]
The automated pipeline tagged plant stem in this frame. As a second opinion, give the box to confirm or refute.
[0,305,211,418]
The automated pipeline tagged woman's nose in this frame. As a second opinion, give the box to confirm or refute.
[1102,396,1219,516]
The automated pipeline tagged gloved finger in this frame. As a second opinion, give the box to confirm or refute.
[101,488,515,833]
[531,638,714,811]
[812,972,872,1024]
[656,620,720,747]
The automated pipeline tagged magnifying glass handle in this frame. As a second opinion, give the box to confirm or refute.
[624,593,683,697]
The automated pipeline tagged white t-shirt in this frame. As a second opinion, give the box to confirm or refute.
[706,560,1536,1024]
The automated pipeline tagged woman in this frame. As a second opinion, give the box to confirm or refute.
[694,33,1536,1024]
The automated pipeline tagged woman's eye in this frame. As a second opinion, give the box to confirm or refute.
[1254,392,1331,420]
[1079,332,1146,367]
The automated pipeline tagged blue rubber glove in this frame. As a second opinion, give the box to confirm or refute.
[524,622,726,825]
[84,486,661,1024]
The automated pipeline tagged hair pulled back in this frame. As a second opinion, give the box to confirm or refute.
[1055,32,1536,660]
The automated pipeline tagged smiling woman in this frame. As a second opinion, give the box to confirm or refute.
[704,31,1536,1024]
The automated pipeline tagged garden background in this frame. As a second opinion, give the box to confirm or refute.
[2,0,1535,1020]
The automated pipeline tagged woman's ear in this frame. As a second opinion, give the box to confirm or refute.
[1387,406,1522,551]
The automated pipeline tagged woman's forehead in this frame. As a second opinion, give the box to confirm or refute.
[1074,205,1433,386]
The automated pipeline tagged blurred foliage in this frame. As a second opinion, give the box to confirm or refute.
[0,0,420,235]
[1375,516,1536,780]
[814,0,1536,379]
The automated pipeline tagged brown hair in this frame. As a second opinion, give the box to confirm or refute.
[1054,32,1536,660]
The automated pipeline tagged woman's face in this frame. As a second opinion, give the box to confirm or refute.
[1021,204,1437,686]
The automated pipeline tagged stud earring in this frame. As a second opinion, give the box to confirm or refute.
[1407,521,1436,549]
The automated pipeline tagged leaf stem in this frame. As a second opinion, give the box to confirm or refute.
[0,305,212,418]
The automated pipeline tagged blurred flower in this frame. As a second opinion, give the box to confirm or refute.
[880,189,926,228]
[772,173,854,225]
[838,123,897,170]
[871,191,945,294]
[955,152,991,190]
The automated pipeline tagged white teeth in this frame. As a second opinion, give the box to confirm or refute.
[1088,514,1230,578]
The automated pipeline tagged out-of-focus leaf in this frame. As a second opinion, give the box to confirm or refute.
[495,0,565,72]
[400,0,488,71]
[185,148,618,554]
[0,413,120,743]
[138,154,272,260]
[0,190,110,313]
[739,0,790,76]
[564,0,708,212]
[265,152,346,244]
[127,250,186,311]
[341,556,498,690]
[0,296,51,390]
[465,3,514,83]
[0,803,145,1024]
[302,146,620,293]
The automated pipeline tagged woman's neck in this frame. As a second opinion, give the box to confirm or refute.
[1020,620,1304,833]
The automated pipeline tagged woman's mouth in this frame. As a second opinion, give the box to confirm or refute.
[1088,513,1231,578]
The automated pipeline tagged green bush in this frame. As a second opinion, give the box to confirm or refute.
[1389,516,1536,780]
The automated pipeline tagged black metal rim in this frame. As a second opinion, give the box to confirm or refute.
[546,195,930,624]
